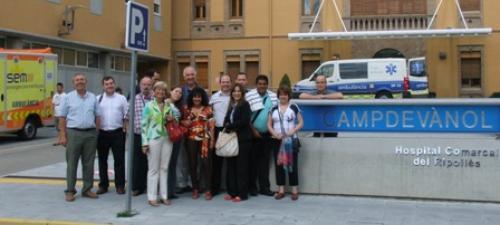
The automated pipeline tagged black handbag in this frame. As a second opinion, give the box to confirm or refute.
[292,137,301,153]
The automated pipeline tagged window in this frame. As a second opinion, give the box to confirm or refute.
[90,0,103,15]
[409,60,426,77]
[194,0,207,20]
[88,52,99,68]
[0,37,6,48]
[63,49,75,66]
[111,55,131,72]
[351,0,426,16]
[51,47,63,64]
[460,51,481,88]
[339,63,368,79]
[312,64,334,81]
[460,0,480,11]
[230,0,243,18]
[225,51,260,88]
[154,0,161,16]
[303,0,320,16]
[245,55,259,88]
[301,52,322,79]
[76,51,87,67]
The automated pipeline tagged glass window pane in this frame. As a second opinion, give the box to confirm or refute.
[339,63,368,79]
[88,52,99,68]
[115,56,124,71]
[76,51,87,66]
[63,49,75,65]
[51,47,63,64]
[0,38,5,48]
[123,57,131,71]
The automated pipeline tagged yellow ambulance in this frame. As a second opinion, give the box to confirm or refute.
[0,48,57,140]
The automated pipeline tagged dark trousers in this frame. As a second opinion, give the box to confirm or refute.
[226,141,251,200]
[132,134,148,192]
[271,139,299,186]
[186,140,212,191]
[249,132,272,192]
[167,140,181,197]
[97,128,126,189]
[211,127,224,194]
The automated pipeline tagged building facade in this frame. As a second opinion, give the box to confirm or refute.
[171,0,500,97]
[0,0,172,95]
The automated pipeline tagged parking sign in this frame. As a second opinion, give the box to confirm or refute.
[125,1,149,52]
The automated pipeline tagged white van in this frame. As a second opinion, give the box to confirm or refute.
[407,57,429,97]
[293,58,408,99]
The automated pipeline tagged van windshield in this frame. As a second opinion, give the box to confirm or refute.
[410,60,426,77]
[310,64,334,81]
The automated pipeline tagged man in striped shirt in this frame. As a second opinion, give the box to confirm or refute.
[245,75,278,196]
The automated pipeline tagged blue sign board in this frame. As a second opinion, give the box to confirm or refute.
[296,100,500,133]
[125,1,149,52]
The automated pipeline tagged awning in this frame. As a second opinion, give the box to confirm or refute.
[288,28,493,41]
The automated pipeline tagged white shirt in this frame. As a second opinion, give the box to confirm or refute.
[52,92,66,117]
[209,90,230,127]
[97,92,129,131]
[270,104,300,135]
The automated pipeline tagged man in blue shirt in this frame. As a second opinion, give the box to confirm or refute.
[59,73,101,202]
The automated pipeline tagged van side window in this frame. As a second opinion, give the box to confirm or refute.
[310,64,334,81]
[339,63,368,79]
[410,60,426,77]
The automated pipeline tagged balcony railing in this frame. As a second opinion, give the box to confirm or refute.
[346,15,430,31]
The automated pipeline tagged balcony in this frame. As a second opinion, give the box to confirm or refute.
[346,15,430,31]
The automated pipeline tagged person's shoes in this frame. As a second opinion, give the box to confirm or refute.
[232,196,241,203]
[148,200,160,207]
[96,187,108,195]
[161,199,171,206]
[65,193,76,202]
[224,194,233,201]
[116,187,125,195]
[52,142,60,146]
[259,190,274,196]
[168,194,178,199]
[205,191,213,201]
[132,190,144,196]
[274,192,285,200]
[249,190,258,196]
[291,192,299,201]
[192,189,199,199]
[82,191,98,199]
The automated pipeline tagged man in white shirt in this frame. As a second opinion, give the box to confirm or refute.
[209,74,231,195]
[52,82,65,146]
[96,76,129,195]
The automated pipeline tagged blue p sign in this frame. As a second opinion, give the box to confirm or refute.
[125,1,149,52]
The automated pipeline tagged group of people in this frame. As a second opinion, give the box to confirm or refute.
[55,66,343,206]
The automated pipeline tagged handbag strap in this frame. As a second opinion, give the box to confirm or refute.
[277,106,287,136]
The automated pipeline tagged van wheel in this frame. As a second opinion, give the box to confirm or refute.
[18,119,37,140]
[375,91,393,99]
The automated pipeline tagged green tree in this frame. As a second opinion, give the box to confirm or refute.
[279,73,291,88]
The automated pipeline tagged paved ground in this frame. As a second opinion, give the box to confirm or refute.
[1,162,500,225]
[1,130,500,225]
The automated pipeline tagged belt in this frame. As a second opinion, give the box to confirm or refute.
[69,128,95,132]
[100,128,123,133]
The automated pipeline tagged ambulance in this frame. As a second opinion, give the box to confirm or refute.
[0,48,57,140]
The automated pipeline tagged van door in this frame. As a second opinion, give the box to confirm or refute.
[408,57,429,96]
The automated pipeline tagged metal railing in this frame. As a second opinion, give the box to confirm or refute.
[347,15,430,31]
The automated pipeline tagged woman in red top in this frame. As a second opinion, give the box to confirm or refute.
[181,87,215,200]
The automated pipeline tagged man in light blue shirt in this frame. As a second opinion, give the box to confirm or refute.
[58,73,101,202]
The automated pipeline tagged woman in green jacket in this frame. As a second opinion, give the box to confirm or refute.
[141,81,179,206]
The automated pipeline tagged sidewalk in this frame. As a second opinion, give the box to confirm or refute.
[1,161,500,225]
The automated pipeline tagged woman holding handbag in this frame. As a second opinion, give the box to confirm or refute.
[267,86,304,201]
[222,84,253,202]
[141,81,178,206]
[166,86,184,199]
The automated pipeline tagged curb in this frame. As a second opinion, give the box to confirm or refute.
[0,218,109,225]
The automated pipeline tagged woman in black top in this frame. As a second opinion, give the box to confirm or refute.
[223,84,252,202]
